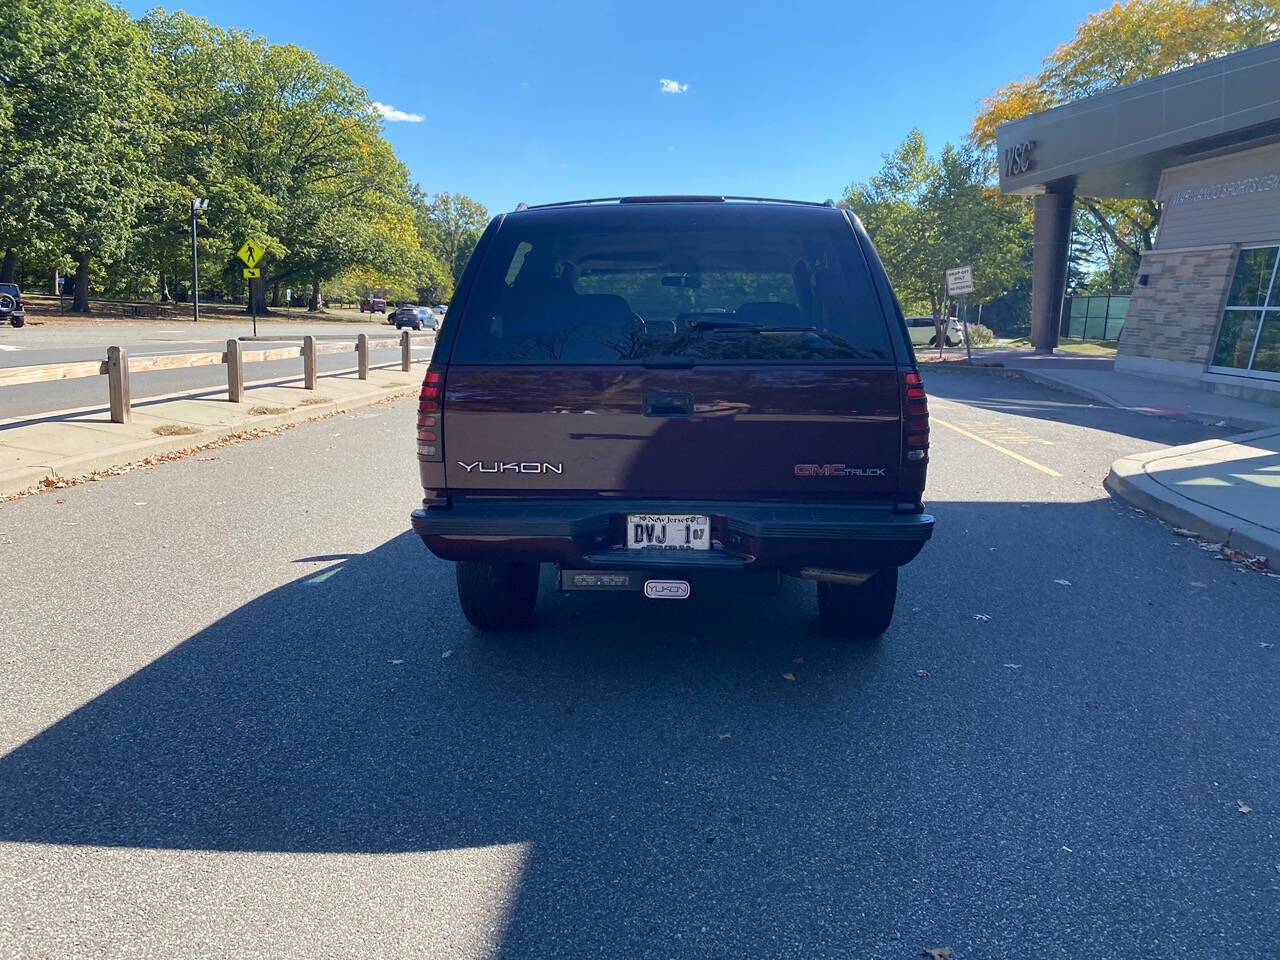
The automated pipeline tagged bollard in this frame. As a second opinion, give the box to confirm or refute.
[357,333,369,380]
[226,339,244,403]
[400,329,411,372]
[107,345,131,423]
[303,335,317,390]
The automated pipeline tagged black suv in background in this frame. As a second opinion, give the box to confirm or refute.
[0,283,26,327]
[411,197,933,639]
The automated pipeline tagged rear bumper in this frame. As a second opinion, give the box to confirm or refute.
[411,498,933,573]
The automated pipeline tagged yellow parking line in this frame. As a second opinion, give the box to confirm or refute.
[931,416,1063,477]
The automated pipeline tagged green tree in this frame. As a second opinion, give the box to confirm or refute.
[844,130,1031,349]
[419,191,489,283]
[0,0,156,309]
[972,0,1280,287]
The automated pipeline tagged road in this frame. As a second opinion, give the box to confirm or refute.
[0,318,433,421]
[2,368,1277,959]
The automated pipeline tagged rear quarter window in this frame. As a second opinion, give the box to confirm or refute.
[449,205,894,365]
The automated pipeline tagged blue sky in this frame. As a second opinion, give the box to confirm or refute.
[124,0,1102,215]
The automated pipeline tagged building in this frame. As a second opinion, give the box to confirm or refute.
[997,40,1280,403]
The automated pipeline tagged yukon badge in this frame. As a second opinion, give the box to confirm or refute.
[457,460,564,475]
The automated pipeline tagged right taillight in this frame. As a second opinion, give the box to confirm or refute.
[417,365,445,461]
[903,371,929,462]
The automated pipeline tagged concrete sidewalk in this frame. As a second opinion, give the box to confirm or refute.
[1106,428,1280,562]
[1003,355,1280,432]
[0,365,420,498]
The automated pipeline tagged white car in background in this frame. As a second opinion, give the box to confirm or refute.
[906,315,964,347]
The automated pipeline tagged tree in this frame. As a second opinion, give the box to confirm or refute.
[419,191,489,283]
[0,0,156,310]
[843,130,1031,349]
[972,0,1280,285]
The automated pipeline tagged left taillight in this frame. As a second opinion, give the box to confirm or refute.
[903,370,929,463]
[417,365,445,461]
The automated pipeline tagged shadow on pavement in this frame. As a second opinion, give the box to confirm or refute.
[2,502,1277,956]
[922,366,1222,447]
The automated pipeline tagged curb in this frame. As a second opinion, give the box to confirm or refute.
[0,373,418,500]
[1105,436,1280,563]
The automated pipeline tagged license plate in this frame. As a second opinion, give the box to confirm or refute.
[627,514,710,550]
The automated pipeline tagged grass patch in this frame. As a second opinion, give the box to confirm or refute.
[151,424,201,437]
[248,405,292,416]
[298,396,333,406]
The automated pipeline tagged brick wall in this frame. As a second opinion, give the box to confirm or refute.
[1118,246,1236,366]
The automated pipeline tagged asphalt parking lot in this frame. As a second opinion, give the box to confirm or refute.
[1,368,1276,960]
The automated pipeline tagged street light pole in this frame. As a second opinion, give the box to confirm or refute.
[190,198,208,323]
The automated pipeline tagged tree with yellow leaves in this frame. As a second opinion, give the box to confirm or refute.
[972,0,1279,281]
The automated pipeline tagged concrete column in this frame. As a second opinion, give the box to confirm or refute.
[1031,185,1074,353]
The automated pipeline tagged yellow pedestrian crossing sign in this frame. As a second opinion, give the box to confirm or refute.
[242,267,261,279]
[236,238,264,268]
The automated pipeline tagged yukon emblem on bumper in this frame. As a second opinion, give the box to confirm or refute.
[644,579,690,599]
[457,461,564,474]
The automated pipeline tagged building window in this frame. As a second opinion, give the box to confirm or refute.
[1212,245,1280,374]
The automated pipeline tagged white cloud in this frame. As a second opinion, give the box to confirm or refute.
[659,78,688,94]
[372,101,424,123]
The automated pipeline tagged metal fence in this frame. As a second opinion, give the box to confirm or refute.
[1061,294,1129,341]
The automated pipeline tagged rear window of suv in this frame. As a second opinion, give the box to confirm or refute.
[449,204,893,365]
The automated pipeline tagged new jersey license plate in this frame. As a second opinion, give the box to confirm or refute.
[627,514,710,550]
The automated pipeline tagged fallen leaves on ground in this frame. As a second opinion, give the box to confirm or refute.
[915,670,928,678]
[718,732,731,740]
[973,613,992,622]
[1237,799,1252,814]
[441,649,453,659]
[1053,579,1072,586]
[2,389,418,503]
[1002,663,1022,669]
[151,424,201,437]
[782,672,795,682]
[923,948,952,959]
[1221,546,1270,571]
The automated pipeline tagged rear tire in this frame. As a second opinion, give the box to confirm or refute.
[9,317,22,328]
[456,560,540,630]
[817,567,898,639]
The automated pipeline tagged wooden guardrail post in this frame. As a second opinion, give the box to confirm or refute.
[357,333,369,380]
[106,346,131,423]
[303,335,317,389]
[226,339,244,402]
[400,329,411,372]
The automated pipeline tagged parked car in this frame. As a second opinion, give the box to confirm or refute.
[360,296,387,314]
[906,315,963,347]
[410,196,934,639]
[0,283,26,328]
[415,307,439,331]
[392,303,427,330]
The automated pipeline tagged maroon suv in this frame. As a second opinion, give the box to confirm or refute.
[411,197,933,638]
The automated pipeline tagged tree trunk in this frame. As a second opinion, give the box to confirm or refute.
[308,279,322,312]
[247,277,268,315]
[72,252,90,312]
[0,249,15,284]
[159,270,171,302]
[270,280,280,308]
[51,269,60,296]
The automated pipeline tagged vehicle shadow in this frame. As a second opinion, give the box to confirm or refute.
[2,504,1278,956]
[921,366,1223,447]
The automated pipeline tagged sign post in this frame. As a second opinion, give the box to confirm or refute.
[237,239,264,337]
[190,198,208,322]
[945,265,976,364]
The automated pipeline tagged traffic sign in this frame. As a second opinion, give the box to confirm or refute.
[945,265,974,296]
[237,238,264,268]
[242,267,260,279]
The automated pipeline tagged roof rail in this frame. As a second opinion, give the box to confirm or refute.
[514,202,529,211]
[520,195,831,211]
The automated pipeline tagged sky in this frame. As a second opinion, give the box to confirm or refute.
[122,0,1105,216]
